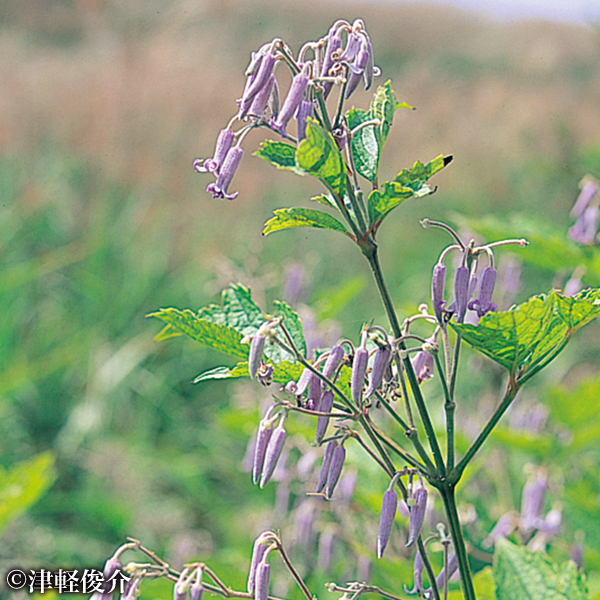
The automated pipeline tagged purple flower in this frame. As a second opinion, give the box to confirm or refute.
[377,485,398,558]
[248,332,266,379]
[325,442,346,499]
[315,389,334,443]
[344,35,371,99]
[404,550,426,596]
[406,487,428,547]
[308,372,322,411]
[272,63,310,138]
[247,537,268,594]
[435,552,458,591]
[253,419,274,485]
[256,363,274,387]
[193,128,234,175]
[520,471,547,531]
[254,559,271,600]
[569,206,599,245]
[453,266,470,323]
[411,348,434,384]
[295,367,313,397]
[206,146,244,200]
[322,344,345,385]
[351,347,369,406]
[189,581,204,600]
[248,73,276,120]
[238,52,276,119]
[260,422,287,488]
[432,263,447,324]
[468,266,498,318]
[538,507,561,537]
[320,25,343,99]
[570,181,598,218]
[295,99,314,142]
[365,340,392,398]
[316,440,337,493]
[483,512,515,548]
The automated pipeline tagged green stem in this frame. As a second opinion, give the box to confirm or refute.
[358,413,397,475]
[438,485,476,600]
[433,352,454,472]
[453,381,519,481]
[314,88,332,132]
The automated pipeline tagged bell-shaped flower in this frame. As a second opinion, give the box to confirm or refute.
[316,440,337,494]
[252,418,275,485]
[431,263,447,324]
[193,128,234,175]
[238,52,276,119]
[206,146,244,200]
[351,332,369,405]
[325,442,346,499]
[453,265,470,323]
[272,63,310,138]
[248,332,267,379]
[406,486,428,547]
[315,389,334,444]
[468,266,497,318]
[254,558,271,600]
[248,73,276,121]
[377,483,398,558]
[411,346,434,384]
[247,535,269,594]
[259,420,287,488]
[344,34,371,99]
[570,180,598,218]
[295,99,314,142]
[365,339,392,398]
[320,24,344,98]
[569,205,599,245]
[322,344,345,385]
[404,550,426,596]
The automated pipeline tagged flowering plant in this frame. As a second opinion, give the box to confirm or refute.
[96,19,598,600]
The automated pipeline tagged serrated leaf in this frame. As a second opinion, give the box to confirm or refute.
[254,140,302,173]
[150,308,249,358]
[273,300,307,357]
[453,289,600,383]
[494,538,588,600]
[263,207,349,238]
[369,80,398,145]
[347,107,379,182]
[193,360,303,386]
[295,118,346,196]
[0,452,56,534]
[368,155,452,229]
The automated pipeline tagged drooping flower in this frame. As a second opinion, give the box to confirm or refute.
[520,471,547,531]
[344,34,372,98]
[325,442,346,499]
[468,266,497,318]
[568,205,599,245]
[411,346,435,384]
[404,550,426,596]
[316,440,337,494]
[431,263,447,324]
[453,265,470,323]
[377,482,398,558]
[252,418,275,485]
[320,24,344,99]
[322,344,345,386]
[193,128,234,175]
[248,73,276,121]
[254,558,271,600]
[295,99,314,142]
[238,52,277,119]
[315,389,334,444]
[247,535,269,594]
[206,146,244,200]
[351,332,369,405]
[365,339,392,398]
[272,64,311,138]
[248,332,267,379]
[570,180,598,218]
[259,420,287,488]
[406,486,428,547]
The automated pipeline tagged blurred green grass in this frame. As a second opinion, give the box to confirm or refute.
[1,0,600,596]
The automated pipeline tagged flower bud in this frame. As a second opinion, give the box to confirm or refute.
[316,440,337,493]
[248,333,266,379]
[520,471,547,531]
[322,344,345,384]
[239,53,276,119]
[411,349,434,384]
[570,180,598,218]
[295,99,314,142]
[272,64,310,138]
[320,25,343,99]
[249,73,276,120]
[351,347,369,406]
[432,263,447,324]
[377,486,398,558]
[365,341,392,398]
[194,128,235,175]
[404,549,425,596]
[325,443,346,499]
[189,582,204,600]
[295,367,313,397]
[247,537,268,594]
[260,422,287,488]
[568,205,599,245]
[253,419,274,485]
[308,372,323,411]
[315,389,334,443]
[406,487,428,547]
[207,146,244,200]
[254,559,271,600]
[344,36,371,99]
[453,266,470,323]
[468,266,497,318]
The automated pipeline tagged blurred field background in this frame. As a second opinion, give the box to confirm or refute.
[2,0,600,598]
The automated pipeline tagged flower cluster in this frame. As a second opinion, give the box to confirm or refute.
[194,19,380,200]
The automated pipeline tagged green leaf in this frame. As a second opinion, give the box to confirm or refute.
[369,80,399,145]
[149,307,249,358]
[367,155,452,229]
[273,300,307,357]
[295,118,346,196]
[453,289,600,383]
[193,360,303,386]
[0,452,56,535]
[254,140,301,173]
[494,538,588,600]
[311,193,337,209]
[347,107,379,182]
[262,207,349,238]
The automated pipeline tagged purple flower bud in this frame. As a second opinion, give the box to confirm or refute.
[468,266,498,318]
[103,556,121,580]
[248,333,266,379]
[239,53,276,119]
[253,420,274,485]
[254,559,271,600]
[351,347,369,406]
[320,26,343,99]
[365,341,392,398]
[207,146,244,200]
[564,274,582,297]
[296,367,313,397]
[189,582,204,600]
[322,345,345,385]
[272,64,310,138]
[453,265,470,323]
[521,471,547,531]
[308,372,322,411]
[325,443,346,499]
[344,36,371,99]
[247,537,268,594]
[316,440,337,493]
[404,550,426,596]
[340,31,360,62]
[316,389,334,443]
[538,507,561,537]
[194,128,235,175]
[249,73,276,120]
[174,579,188,600]
[569,205,599,245]
[260,422,287,488]
[411,349,434,384]
[570,181,598,218]
[377,486,398,558]
[406,487,428,547]
[432,263,447,324]
[362,37,376,90]
[295,99,314,142]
